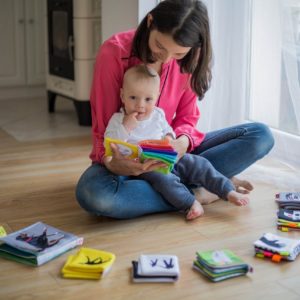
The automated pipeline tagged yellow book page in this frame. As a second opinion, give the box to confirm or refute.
[0,226,7,237]
[66,248,116,273]
[104,137,139,159]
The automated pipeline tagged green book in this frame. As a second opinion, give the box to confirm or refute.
[193,249,252,282]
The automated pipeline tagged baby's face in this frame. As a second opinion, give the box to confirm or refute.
[121,79,159,121]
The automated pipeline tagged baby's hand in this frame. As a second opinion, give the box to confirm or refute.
[122,112,139,132]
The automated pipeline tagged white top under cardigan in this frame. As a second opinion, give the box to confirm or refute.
[104,107,176,144]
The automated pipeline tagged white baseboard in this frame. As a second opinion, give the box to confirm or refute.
[0,85,46,100]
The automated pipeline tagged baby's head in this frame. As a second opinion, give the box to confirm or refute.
[120,65,160,121]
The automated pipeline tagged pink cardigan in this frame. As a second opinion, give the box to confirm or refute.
[89,30,205,163]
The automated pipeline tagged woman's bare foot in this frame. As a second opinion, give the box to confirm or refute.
[227,190,249,206]
[192,177,253,205]
[231,177,254,194]
[192,187,220,205]
[186,200,205,220]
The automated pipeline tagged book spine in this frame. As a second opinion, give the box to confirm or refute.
[292,243,300,260]
[277,192,300,201]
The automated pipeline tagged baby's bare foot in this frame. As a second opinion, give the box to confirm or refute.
[231,177,254,194]
[227,190,249,206]
[186,200,204,220]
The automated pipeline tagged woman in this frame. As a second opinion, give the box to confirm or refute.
[76,0,274,219]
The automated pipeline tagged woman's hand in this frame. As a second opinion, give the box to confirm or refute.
[103,143,167,176]
[167,135,190,159]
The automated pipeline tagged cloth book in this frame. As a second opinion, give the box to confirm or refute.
[193,249,252,282]
[276,192,300,210]
[132,254,180,283]
[254,232,300,261]
[0,222,83,266]
[277,209,300,232]
[61,247,116,280]
[0,226,7,237]
[104,137,178,174]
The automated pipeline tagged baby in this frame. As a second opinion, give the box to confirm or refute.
[104,64,249,220]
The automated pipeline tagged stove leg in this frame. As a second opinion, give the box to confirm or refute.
[48,91,56,113]
[73,100,91,126]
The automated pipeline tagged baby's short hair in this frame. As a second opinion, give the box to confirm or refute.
[123,64,160,87]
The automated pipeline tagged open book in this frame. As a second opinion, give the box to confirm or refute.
[104,137,178,174]
[0,222,83,266]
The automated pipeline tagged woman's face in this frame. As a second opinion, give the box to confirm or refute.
[148,29,192,64]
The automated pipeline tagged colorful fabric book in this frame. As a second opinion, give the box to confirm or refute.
[61,247,116,280]
[0,226,7,237]
[104,137,140,159]
[0,222,83,266]
[254,232,300,261]
[277,209,300,232]
[104,137,178,174]
[132,254,180,283]
[276,192,300,210]
[193,249,252,282]
[132,261,178,283]
[62,255,101,280]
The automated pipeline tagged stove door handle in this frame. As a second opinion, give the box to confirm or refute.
[68,35,74,61]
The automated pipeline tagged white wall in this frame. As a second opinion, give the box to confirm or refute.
[138,0,159,22]
[101,0,139,42]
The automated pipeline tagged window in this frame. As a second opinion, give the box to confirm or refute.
[247,0,300,164]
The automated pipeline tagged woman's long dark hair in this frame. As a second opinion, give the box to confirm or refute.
[132,0,212,100]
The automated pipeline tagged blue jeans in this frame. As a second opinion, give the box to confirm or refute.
[138,154,235,211]
[76,122,274,219]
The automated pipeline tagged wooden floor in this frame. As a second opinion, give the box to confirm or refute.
[1,127,300,300]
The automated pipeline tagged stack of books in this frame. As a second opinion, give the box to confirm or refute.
[0,222,83,266]
[193,249,252,282]
[61,247,116,279]
[254,232,300,262]
[104,137,178,174]
[132,254,180,283]
[275,192,300,231]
